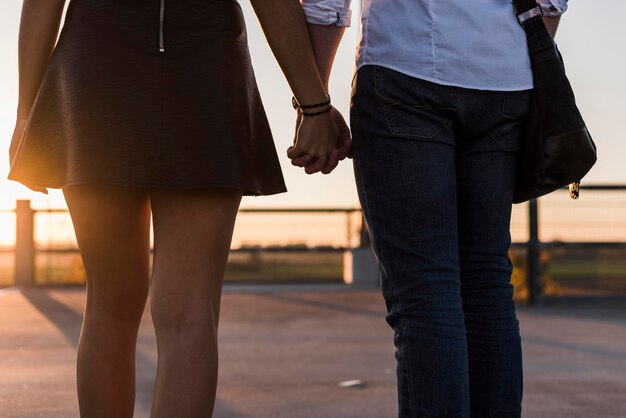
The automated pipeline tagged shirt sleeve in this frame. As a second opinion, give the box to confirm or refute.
[536,0,568,17]
[301,0,353,27]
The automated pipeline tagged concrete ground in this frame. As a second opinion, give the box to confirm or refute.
[0,285,625,418]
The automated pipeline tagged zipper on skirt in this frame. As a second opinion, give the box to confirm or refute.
[159,0,165,52]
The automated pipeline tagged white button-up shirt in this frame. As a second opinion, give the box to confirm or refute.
[301,0,568,91]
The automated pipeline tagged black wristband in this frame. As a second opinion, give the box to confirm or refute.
[301,106,332,117]
[292,94,331,110]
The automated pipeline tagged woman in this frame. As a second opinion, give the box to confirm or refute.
[7,0,340,416]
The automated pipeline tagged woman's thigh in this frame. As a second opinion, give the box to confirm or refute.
[148,188,242,322]
[62,183,152,316]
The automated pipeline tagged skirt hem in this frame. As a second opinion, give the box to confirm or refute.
[6,173,288,197]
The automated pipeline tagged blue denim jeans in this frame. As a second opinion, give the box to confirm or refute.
[351,65,530,418]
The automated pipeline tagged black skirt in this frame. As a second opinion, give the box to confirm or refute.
[7,0,287,196]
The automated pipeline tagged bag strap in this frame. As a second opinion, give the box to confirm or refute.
[512,0,555,53]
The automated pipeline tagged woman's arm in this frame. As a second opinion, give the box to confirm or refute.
[289,1,352,170]
[250,0,340,164]
[9,0,66,193]
[288,23,350,171]
[16,0,67,119]
[249,0,330,108]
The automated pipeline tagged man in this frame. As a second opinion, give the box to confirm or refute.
[290,0,568,417]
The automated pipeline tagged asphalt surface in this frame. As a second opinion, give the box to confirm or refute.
[0,285,625,418]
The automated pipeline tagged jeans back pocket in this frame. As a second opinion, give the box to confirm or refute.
[373,66,458,144]
[487,90,532,151]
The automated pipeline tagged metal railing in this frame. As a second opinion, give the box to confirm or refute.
[522,185,626,302]
[2,185,625,303]
[1,203,367,286]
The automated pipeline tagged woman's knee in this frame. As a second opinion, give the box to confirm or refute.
[85,283,149,326]
[150,291,220,338]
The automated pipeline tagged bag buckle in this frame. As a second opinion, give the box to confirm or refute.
[569,182,580,200]
[517,5,544,24]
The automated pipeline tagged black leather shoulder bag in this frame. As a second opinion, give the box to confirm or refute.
[512,0,597,203]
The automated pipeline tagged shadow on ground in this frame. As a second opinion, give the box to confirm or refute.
[1,286,625,417]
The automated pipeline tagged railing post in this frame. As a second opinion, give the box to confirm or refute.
[359,213,371,249]
[527,198,541,304]
[15,199,35,287]
[343,210,378,287]
[346,211,353,248]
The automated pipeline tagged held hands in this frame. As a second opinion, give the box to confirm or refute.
[287,107,352,175]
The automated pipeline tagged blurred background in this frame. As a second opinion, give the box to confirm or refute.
[0,1,625,300]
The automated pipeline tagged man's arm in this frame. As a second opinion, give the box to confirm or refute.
[307,24,345,91]
[542,16,560,38]
[537,0,568,37]
[301,0,352,87]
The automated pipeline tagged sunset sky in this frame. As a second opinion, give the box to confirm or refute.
[0,1,624,212]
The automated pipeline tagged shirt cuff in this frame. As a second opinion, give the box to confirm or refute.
[301,3,352,27]
[536,0,568,17]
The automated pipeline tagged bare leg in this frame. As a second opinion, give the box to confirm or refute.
[149,188,242,418]
[63,184,152,418]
